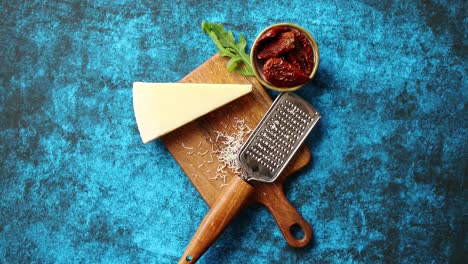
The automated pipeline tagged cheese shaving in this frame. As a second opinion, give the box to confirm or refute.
[182,142,194,150]
[197,150,209,155]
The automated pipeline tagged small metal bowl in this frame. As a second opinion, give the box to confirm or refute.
[250,23,320,92]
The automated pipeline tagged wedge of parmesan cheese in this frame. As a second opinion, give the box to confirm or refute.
[132,82,252,143]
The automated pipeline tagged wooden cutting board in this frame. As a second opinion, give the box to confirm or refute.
[161,54,313,247]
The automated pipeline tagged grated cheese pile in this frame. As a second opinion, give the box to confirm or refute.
[182,118,252,187]
[213,118,252,174]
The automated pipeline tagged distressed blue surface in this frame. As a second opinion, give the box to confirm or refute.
[0,0,466,263]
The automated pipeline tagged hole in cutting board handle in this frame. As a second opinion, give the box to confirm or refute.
[290,223,305,240]
[186,255,192,262]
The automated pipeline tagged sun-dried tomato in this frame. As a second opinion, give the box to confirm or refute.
[262,58,310,87]
[289,29,314,75]
[254,26,290,52]
[257,31,296,60]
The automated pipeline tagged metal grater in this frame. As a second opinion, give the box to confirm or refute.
[238,93,321,183]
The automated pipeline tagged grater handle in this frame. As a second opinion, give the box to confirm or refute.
[178,176,255,264]
[260,183,313,248]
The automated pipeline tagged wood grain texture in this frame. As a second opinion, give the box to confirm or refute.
[178,177,255,264]
[161,54,312,248]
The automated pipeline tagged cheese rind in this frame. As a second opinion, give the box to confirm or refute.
[133,82,252,143]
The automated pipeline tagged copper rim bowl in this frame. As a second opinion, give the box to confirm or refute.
[250,23,320,92]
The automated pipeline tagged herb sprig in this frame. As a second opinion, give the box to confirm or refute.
[202,21,254,76]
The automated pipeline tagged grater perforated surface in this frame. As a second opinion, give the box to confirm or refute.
[238,93,321,183]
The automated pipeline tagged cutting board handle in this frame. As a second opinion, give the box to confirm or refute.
[178,176,255,264]
[259,183,313,248]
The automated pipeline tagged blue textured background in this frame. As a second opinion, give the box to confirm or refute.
[1,1,466,263]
